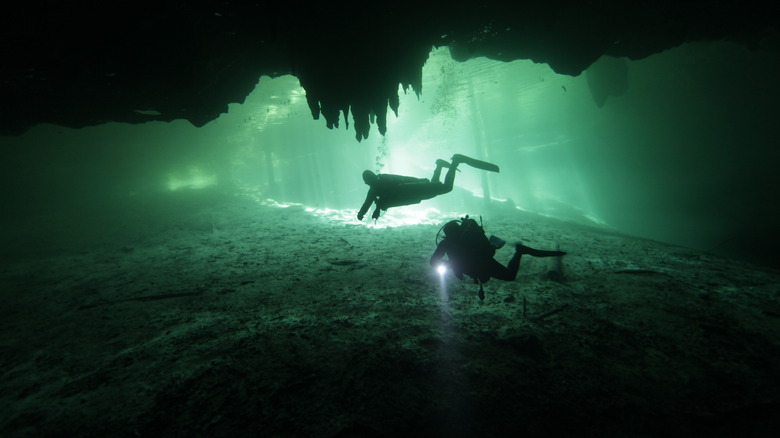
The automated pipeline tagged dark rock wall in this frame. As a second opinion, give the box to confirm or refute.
[2,1,778,139]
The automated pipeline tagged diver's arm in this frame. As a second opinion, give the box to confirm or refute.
[358,188,376,220]
[430,240,449,266]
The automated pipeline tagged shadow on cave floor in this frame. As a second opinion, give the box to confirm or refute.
[1,193,779,438]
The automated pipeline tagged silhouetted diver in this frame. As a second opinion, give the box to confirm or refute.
[357,154,499,221]
[431,216,566,300]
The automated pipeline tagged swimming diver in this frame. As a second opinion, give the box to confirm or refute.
[357,154,500,221]
[431,216,567,300]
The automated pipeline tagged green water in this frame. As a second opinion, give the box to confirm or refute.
[1,42,779,267]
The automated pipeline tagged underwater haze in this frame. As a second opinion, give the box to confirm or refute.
[2,42,780,267]
[2,42,780,438]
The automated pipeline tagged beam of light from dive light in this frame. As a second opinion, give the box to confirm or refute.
[437,264,448,301]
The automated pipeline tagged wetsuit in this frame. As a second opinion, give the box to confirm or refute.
[359,165,458,219]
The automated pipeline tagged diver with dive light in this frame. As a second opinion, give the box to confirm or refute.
[357,154,499,221]
[431,215,567,300]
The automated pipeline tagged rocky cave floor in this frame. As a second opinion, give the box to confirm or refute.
[2,191,779,438]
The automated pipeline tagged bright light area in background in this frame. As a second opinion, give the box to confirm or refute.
[243,189,463,228]
[166,165,218,191]
[218,46,607,227]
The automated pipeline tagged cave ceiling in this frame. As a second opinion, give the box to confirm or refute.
[1,1,778,140]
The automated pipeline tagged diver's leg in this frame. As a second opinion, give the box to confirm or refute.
[451,154,500,173]
[441,162,460,192]
[415,182,448,201]
[417,157,467,199]
[418,163,459,199]
[488,253,521,281]
[516,243,567,258]
[431,159,450,183]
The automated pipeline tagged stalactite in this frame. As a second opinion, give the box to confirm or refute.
[3,3,774,137]
[294,42,432,141]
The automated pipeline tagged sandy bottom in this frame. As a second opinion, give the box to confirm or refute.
[2,191,780,437]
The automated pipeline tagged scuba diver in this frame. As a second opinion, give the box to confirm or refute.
[430,215,567,300]
[357,154,499,221]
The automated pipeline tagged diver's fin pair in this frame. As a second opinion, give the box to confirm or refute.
[516,243,566,258]
[452,154,500,173]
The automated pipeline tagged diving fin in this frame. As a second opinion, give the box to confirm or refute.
[452,154,500,173]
